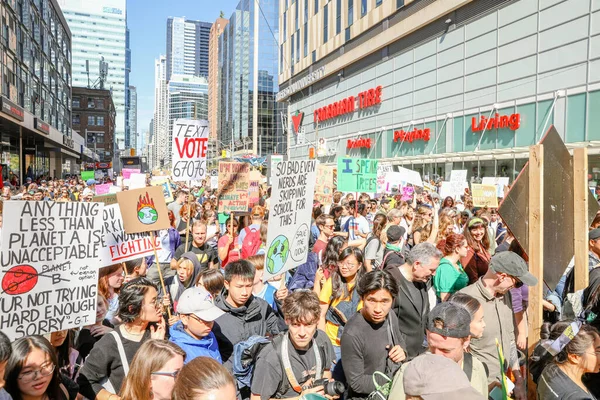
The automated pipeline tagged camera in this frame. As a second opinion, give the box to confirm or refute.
[312,378,346,396]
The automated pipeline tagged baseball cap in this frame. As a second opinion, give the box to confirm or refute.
[427,302,471,338]
[590,228,600,241]
[489,251,538,287]
[86,179,97,186]
[403,354,485,400]
[177,287,224,322]
[386,225,405,243]
[380,198,390,204]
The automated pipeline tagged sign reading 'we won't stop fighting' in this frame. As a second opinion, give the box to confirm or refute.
[172,119,209,182]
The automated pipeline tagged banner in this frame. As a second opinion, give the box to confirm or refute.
[482,177,510,198]
[0,201,104,340]
[337,158,378,193]
[116,186,171,234]
[129,173,147,189]
[122,169,140,180]
[150,178,174,203]
[95,183,111,195]
[377,163,394,193]
[471,184,499,208]
[264,160,317,281]
[315,165,335,204]
[218,162,250,213]
[172,119,209,182]
[249,170,262,208]
[81,171,94,181]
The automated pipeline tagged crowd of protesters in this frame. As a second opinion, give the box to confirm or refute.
[0,173,599,400]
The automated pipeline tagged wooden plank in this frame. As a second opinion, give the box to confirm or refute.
[527,144,544,399]
[573,147,589,291]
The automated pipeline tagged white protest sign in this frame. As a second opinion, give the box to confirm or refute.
[440,181,468,200]
[264,160,317,281]
[377,163,394,192]
[0,201,103,340]
[129,173,146,189]
[172,119,209,182]
[450,170,467,183]
[482,177,510,198]
[384,167,424,190]
[210,176,219,189]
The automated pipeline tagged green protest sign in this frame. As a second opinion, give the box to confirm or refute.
[337,158,378,193]
[81,171,95,181]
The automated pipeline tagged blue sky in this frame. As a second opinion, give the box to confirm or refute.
[128,0,240,144]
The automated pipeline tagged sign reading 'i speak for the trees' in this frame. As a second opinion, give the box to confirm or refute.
[337,158,378,193]
[172,119,209,182]
[0,201,104,340]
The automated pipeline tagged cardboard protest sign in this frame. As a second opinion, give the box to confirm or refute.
[95,183,111,195]
[249,170,262,208]
[377,163,394,193]
[482,177,510,198]
[92,194,119,206]
[471,184,499,208]
[401,186,415,201]
[122,169,140,180]
[81,171,94,181]
[315,165,335,204]
[337,158,378,193]
[450,170,468,183]
[218,162,250,213]
[172,119,209,182]
[129,173,147,189]
[0,200,104,340]
[264,160,317,281]
[116,186,170,234]
[150,178,174,203]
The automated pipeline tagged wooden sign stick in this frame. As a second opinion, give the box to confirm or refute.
[184,183,192,250]
[230,212,234,236]
[150,231,172,319]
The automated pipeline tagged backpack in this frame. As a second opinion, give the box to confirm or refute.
[241,226,262,259]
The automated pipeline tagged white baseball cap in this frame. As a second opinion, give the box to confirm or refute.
[176,287,224,322]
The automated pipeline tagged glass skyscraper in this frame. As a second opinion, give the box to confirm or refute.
[166,17,211,80]
[218,0,286,156]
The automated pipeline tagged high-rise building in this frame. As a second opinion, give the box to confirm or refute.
[218,0,286,157]
[208,18,228,141]
[125,27,132,148]
[153,55,168,168]
[58,0,127,153]
[166,75,208,167]
[129,85,137,150]
[166,17,212,80]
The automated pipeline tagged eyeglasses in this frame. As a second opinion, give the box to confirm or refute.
[324,224,335,229]
[151,370,180,379]
[338,262,359,269]
[19,362,55,382]
[513,277,523,289]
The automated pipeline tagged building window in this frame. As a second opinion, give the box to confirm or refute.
[291,32,295,64]
[303,23,308,57]
[280,43,284,72]
[72,97,80,108]
[87,97,95,108]
[72,114,80,124]
[312,50,316,63]
[88,115,94,125]
[397,0,404,8]
[348,0,354,27]
[96,99,104,109]
[336,0,341,34]
[345,27,351,41]
[97,116,104,126]
[323,4,328,43]
[295,0,299,30]
[304,0,308,21]
[314,0,318,15]
[283,11,287,39]
[96,133,104,144]
[376,0,382,6]
[361,0,367,16]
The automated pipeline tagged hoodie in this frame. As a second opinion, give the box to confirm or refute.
[212,291,281,369]
[169,320,222,364]
[162,251,204,311]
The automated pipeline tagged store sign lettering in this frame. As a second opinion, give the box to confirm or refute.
[0,97,24,121]
[394,128,431,143]
[291,112,304,134]
[347,138,373,149]
[314,86,382,123]
[63,136,74,149]
[472,113,520,132]
[34,118,50,135]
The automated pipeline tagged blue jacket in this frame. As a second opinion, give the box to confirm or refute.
[169,320,222,364]
[288,252,319,291]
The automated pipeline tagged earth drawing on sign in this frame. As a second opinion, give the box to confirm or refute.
[266,235,290,275]
[137,192,159,225]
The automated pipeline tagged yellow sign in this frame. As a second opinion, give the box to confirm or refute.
[471,184,498,208]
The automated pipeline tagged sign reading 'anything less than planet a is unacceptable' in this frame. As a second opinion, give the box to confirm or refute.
[264,160,317,282]
[0,201,104,340]
[337,158,378,193]
[218,162,250,213]
[94,194,158,266]
[116,186,171,235]
[172,119,209,182]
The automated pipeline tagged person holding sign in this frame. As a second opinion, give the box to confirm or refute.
[217,217,240,268]
[77,278,166,400]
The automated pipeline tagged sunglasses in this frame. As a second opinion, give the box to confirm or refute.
[513,276,523,288]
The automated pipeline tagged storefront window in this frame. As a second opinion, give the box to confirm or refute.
[479,159,495,181]
[513,157,528,182]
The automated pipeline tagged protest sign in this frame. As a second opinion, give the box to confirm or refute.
[94,171,104,180]
[396,167,424,187]
[315,165,335,204]
[264,160,317,281]
[116,186,170,234]
[337,158,378,193]
[440,181,468,200]
[401,186,414,201]
[210,176,219,189]
[218,162,250,213]
[81,171,94,181]
[117,176,123,187]
[482,177,510,198]
[95,183,111,195]
[471,184,499,208]
[109,185,122,194]
[122,169,140,180]
[96,195,157,266]
[171,119,209,182]
[0,200,104,340]
[450,170,468,183]
[249,170,262,208]
[150,178,174,203]
[129,173,147,189]
[377,163,394,193]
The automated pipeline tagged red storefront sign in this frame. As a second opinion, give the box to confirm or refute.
[472,113,520,132]
[347,138,373,149]
[314,86,382,123]
[393,128,431,143]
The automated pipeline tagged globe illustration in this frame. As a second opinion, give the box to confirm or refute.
[138,206,159,225]
[266,235,290,275]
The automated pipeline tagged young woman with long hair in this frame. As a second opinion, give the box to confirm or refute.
[461,217,491,284]
[433,233,470,301]
[77,294,114,360]
[436,214,456,244]
[410,205,439,246]
[172,357,236,400]
[119,340,186,400]
[201,210,220,249]
[364,214,387,271]
[313,236,348,296]
[177,203,198,242]
[98,264,124,324]
[217,216,240,268]
[5,336,73,400]
[48,330,79,397]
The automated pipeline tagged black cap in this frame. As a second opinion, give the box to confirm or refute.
[380,198,390,204]
[427,302,472,338]
[489,251,538,287]
[387,225,405,243]
[590,228,600,241]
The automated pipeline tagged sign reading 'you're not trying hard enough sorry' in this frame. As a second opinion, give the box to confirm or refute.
[172,119,209,182]
[337,158,378,193]
[0,201,104,340]
[264,160,317,282]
